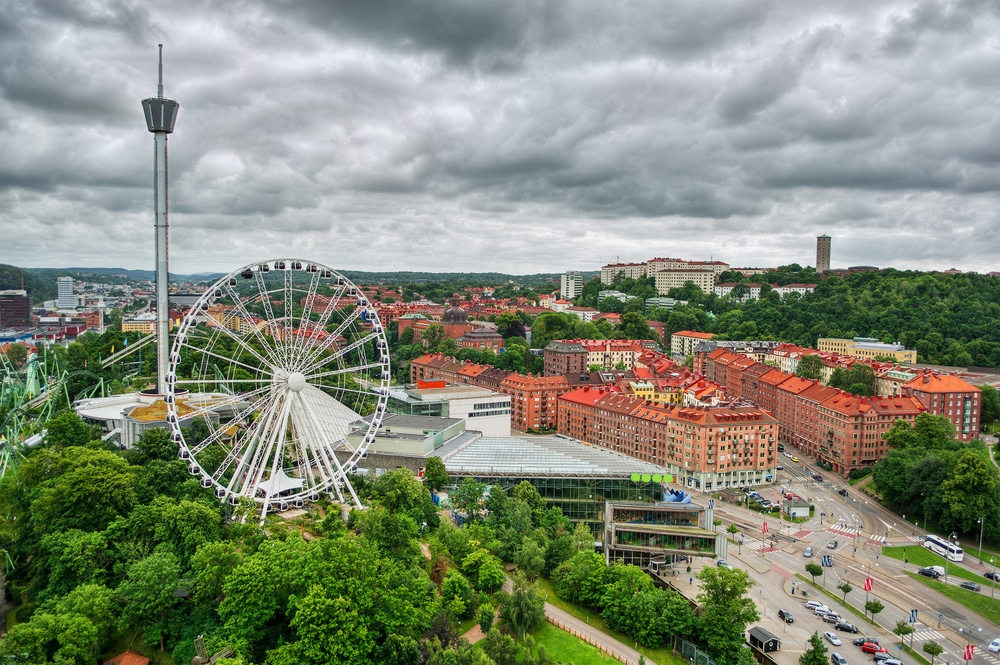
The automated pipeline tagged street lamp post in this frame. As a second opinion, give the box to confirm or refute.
[979,518,985,564]
[739,537,744,555]
[991,557,997,609]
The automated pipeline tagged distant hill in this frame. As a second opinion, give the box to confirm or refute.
[0,264,58,302]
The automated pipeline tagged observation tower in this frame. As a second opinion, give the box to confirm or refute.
[141,45,179,395]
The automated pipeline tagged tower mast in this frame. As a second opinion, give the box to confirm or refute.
[141,45,180,395]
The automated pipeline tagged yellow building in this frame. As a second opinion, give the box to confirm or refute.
[654,269,715,295]
[817,337,916,364]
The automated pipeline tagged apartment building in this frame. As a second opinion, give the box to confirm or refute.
[670,330,715,358]
[818,337,917,364]
[903,371,981,441]
[600,263,647,284]
[558,387,778,490]
[654,269,715,295]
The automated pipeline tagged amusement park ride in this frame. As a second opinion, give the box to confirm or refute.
[1,48,389,524]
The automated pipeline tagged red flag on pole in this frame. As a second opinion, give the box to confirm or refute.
[964,645,975,661]
[762,522,768,534]
[864,578,873,592]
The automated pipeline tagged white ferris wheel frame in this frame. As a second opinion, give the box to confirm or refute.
[164,259,390,518]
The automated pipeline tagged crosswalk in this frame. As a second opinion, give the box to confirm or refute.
[912,629,946,642]
[828,525,861,537]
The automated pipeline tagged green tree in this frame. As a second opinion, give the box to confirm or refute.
[981,385,1000,430]
[514,536,546,581]
[441,569,476,620]
[696,565,759,665]
[796,355,824,380]
[805,562,823,584]
[191,541,243,605]
[499,575,546,640]
[551,550,608,609]
[482,628,520,665]
[799,632,828,665]
[117,551,181,651]
[865,599,884,621]
[423,456,450,493]
[617,312,655,340]
[940,450,997,533]
[836,581,852,605]
[923,640,944,664]
[44,410,99,448]
[893,620,914,649]
[452,478,488,521]
[478,602,495,634]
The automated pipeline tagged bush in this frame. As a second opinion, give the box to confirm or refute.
[849,468,872,480]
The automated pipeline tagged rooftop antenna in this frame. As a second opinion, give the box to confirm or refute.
[141,44,180,395]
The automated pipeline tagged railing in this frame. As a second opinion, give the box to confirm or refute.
[545,615,644,665]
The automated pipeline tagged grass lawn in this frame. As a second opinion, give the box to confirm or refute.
[531,621,622,664]
[534,577,686,665]
[881,547,985,583]
[903,571,1000,625]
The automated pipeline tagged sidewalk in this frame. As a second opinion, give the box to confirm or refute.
[461,578,657,665]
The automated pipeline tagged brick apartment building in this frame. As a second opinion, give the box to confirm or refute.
[558,387,778,490]
[903,370,982,441]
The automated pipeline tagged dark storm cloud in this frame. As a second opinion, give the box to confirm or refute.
[0,0,999,274]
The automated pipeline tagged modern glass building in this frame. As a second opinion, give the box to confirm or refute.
[438,435,674,540]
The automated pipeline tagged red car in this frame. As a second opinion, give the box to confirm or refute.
[862,643,888,655]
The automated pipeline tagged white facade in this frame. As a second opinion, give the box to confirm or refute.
[56,276,77,309]
[654,269,715,295]
[560,272,583,300]
[600,263,647,284]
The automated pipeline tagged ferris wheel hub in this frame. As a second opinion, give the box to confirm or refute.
[287,371,307,392]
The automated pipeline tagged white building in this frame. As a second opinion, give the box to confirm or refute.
[560,272,583,300]
[387,383,512,438]
[56,276,77,309]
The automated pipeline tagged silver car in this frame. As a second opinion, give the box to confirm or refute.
[804,546,813,558]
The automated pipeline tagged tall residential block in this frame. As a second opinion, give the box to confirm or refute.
[816,234,831,273]
[560,271,583,300]
[56,276,77,309]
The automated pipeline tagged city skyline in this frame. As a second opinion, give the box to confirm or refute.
[1,1,999,275]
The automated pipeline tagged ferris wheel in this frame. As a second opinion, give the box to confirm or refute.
[164,259,390,517]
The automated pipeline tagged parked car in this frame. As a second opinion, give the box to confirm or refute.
[862,642,888,654]
[812,604,832,615]
[989,638,1000,653]
[873,652,892,663]
[804,547,814,558]
[960,581,982,592]
[717,560,733,569]
[917,568,941,579]
[985,572,1000,582]
[882,659,903,665]
[778,609,794,623]
[805,600,825,610]
[828,539,839,549]
[825,632,842,647]
[823,613,843,624]
[854,637,878,646]
[836,621,859,633]
[831,654,848,665]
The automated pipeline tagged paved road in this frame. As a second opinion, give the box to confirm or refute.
[706,453,1000,665]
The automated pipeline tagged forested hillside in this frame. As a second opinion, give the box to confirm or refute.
[658,268,1000,367]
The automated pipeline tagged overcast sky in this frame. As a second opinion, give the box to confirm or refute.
[1,0,998,276]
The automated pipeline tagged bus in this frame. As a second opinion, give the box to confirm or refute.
[924,534,964,562]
